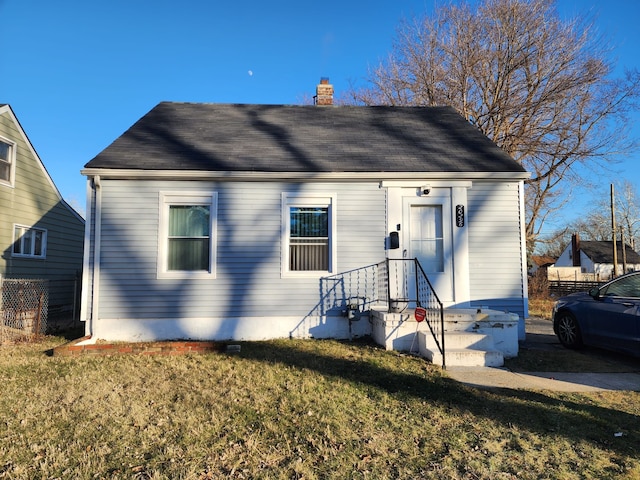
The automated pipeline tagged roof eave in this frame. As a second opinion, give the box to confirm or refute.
[80,168,531,182]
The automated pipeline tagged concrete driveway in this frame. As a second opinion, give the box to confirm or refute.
[445,317,640,392]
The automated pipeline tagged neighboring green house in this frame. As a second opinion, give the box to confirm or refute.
[0,104,84,321]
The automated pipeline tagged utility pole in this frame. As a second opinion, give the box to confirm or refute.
[611,184,618,278]
[621,228,627,274]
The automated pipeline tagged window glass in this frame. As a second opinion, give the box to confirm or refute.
[0,141,11,182]
[410,205,444,272]
[34,231,44,256]
[603,274,640,298]
[12,226,46,258]
[158,193,217,278]
[12,226,21,254]
[283,194,335,276]
[289,207,329,271]
[167,205,210,271]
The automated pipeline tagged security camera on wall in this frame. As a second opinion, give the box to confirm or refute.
[421,185,431,195]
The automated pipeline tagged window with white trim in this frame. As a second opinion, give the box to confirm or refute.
[282,193,336,276]
[13,225,47,258]
[158,193,217,278]
[0,139,16,186]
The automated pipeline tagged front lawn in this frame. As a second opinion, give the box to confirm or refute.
[1,336,638,479]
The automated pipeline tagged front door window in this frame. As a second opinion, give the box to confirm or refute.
[403,195,453,303]
[410,205,444,273]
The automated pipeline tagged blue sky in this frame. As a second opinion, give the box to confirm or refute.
[1,0,638,237]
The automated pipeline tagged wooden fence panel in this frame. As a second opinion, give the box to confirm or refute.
[548,280,602,297]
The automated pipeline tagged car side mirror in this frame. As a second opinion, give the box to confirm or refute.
[588,287,601,299]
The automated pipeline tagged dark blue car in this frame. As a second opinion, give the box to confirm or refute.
[552,271,640,357]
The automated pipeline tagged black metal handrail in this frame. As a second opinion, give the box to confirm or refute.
[320,259,445,367]
[321,261,387,315]
[386,259,445,368]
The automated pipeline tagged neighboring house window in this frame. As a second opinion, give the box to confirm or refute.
[0,138,16,186]
[158,192,217,278]
[282,193,336,276]
[13,225,47,258]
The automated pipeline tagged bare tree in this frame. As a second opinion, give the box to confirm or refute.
[614,181,640,250]
[344,0,640,251]
[570,181,640,246]
[544,181,640,257]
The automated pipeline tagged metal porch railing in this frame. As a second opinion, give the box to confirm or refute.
[386,259,445,368]
[322,262,387,319]
[322,259,445,367]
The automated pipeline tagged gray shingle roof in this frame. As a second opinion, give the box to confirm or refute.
[85,102,527,174]
[580,241,640,264]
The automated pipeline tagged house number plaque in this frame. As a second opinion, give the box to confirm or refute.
[455,205,465,227]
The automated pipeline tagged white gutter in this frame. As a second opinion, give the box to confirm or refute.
[79,177,93,325]
[380,180,473,188]
[80,168,531,182]
[519,180,529,340]
[79,176,102,344]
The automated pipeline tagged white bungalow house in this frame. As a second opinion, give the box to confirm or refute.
[79,81,530,366]
[553,233,640,281]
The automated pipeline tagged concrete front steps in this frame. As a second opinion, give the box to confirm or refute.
[418,331,504,367]
[370,307,519,367]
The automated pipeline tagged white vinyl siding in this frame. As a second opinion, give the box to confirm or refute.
[467,181,526,318]
[92,181,385,320]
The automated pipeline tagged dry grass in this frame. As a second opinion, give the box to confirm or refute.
[528,296,555,320]
[1,336,639,479]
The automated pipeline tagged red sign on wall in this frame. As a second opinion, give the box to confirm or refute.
[414,307,427,322]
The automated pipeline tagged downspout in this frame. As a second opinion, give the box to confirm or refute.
[518,181,528,341]
[79,178,94,330]
[79,175,102,343]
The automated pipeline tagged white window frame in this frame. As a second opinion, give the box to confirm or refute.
[12,224,47,259]
[158,192,217,279]
[0,136,17,187]
[282,192,337,278]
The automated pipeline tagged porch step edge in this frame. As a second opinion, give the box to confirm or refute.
[423,347,505,367]
[419,331,497,350]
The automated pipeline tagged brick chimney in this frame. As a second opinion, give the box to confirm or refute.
[315,77,333,106]
[571,233,581,267]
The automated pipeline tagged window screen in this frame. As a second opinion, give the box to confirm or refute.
[289,207,329,271]
[167,205,210,271]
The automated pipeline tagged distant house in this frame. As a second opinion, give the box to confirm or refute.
[79,80,530,347]
[0,104,85,322]
[554,233,640,280]
[529,255,555,276]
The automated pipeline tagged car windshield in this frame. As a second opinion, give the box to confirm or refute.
[600,274,640,298]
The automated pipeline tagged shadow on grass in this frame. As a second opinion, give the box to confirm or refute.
[509,341,640,373]
[508,348,640,374]
[237,339,640,458]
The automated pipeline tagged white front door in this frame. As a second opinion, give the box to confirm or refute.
[403,195,454,303]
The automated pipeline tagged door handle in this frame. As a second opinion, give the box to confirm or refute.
[403,249,407,258]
